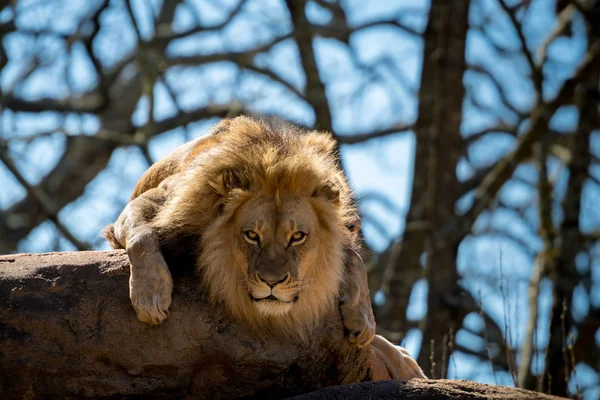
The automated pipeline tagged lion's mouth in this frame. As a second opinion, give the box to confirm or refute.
[250,294,298,303]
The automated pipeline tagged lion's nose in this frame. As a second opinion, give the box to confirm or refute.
[257,272,290,288]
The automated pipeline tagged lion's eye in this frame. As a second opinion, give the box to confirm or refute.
[289,231,307,246]
[244,230,260,245]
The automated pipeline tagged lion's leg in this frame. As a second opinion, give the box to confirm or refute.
[104,187,173,326]
[339,248,376,347]
[370,334,427,380]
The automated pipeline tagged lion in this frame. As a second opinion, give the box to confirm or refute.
[104,116,425,380]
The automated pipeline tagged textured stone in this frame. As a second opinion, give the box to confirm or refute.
[0,251,371,399]
[0,251,565,399]
[291,379,566,399]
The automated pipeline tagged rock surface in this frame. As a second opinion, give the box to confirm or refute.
[0,251,372,399]
[290,379,565,399]
[0,251,564,399]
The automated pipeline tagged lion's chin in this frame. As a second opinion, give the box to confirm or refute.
[250,295,297,316]
[254,300,294,316]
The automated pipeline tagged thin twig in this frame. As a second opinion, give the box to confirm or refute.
[154,0,248,42]
[560,300,570,389]
[441,333,449,379]
[568,332,581,399]
[498,0,542,93]
[499,249,517,385]
[448,328,457,380]
[429,339,436,379]
[537,4,577,65]
[337,123,415,145]
[479,284,499,385]
[518,136,556,390]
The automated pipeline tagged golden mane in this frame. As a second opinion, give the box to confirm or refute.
[151,117,357,339]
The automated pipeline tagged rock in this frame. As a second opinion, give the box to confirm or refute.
[289,379,565,399]
[0,251,371,399]
[0,251,564,399]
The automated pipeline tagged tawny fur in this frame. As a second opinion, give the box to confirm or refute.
[102,116,429,380]
[103,224,122,250]
[108,117,358,340]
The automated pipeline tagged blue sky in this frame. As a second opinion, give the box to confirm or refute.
[1,0,598,396]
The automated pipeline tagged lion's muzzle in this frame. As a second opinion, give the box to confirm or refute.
[247,272,300,315]
[257,271,290,287]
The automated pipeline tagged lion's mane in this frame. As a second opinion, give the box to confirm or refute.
[151,117,357,339]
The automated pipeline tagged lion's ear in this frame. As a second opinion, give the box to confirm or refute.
[304,131,337,154]
[313,180,340,205]
[209,169,247,196]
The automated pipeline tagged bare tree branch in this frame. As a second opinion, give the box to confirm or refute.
[0,93,105,114]
[0,146,90,251]
[463,123,518,146]
[312,16,422,42]
[285,0,333,133]
[436,39,600,246]
[537,4,577,65]
[468,64,527,118]
[337,123,414,145]
[498,0,542,92]
[244,65,305,101]
[518,136,556,390]
[93,103,247,146]
[0,1,188,253]
[166,34,293,67]
[154,0,248,42]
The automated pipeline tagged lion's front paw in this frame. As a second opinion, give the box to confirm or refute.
[371,335,427,380]
[129,251,173,325]
[390,344,427,379]
[340,301,376,347]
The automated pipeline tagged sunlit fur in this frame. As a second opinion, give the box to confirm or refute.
[151,116,357,340]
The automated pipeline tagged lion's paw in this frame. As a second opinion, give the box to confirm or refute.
[340,301,376,347]
[390,345,427,379]
[371,335,427,379]
[129,251,173,326]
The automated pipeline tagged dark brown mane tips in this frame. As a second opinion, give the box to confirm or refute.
[303,131,337,154]
[313,180,341,205]
[209,169,248,196]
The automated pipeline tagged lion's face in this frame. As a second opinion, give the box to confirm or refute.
[177,117,355,338]
[233,195,322,317]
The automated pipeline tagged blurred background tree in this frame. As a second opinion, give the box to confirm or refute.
[0,0,598,398]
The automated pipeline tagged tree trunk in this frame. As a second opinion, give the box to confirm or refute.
[546,71,598,396]
[379,0,470,379]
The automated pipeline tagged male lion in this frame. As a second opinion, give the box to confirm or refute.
[104,116,425,380]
